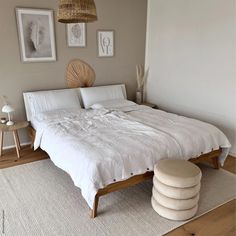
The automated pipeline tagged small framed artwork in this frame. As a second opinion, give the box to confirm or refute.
[15,8,56,63]
[97,30,115,57]
[66,23,86,47]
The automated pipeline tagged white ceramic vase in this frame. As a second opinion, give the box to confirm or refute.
[136,91,143,104]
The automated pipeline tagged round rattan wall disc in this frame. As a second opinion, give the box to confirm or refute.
[66,59,96,88]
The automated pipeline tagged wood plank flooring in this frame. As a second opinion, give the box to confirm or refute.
[167,199,236,236]
[0,146,48,169]
[0,148,235,235]
[222,155,236,174]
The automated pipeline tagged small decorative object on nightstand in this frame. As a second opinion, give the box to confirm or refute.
[2,104,15,125]
[0,121,29,158]
[141,102,158,109]
[0,117,7,124]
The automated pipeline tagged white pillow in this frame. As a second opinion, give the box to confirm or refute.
[91,99,136,109]
[25,89,81,119]
[80,84,126,109]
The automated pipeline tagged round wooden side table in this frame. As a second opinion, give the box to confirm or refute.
[0,121,29,158]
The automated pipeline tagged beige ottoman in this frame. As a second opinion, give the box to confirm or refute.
[151,159,202,221]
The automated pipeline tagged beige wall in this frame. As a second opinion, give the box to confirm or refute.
[0,0,147,148]
[146,0,236,155]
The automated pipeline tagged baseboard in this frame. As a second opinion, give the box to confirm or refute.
[3,142,31,150]
[229,152,236,158]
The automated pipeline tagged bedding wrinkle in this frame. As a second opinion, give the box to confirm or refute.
[126,108,228,159]
[32,103,231,208]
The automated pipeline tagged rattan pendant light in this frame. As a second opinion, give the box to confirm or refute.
[57,0,97,23]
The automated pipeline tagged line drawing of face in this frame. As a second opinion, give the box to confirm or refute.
[101,36,111,54]
[71,24,82,39]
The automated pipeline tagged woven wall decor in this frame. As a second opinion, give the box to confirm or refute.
[66,59,96,88]
[58,0,97,23]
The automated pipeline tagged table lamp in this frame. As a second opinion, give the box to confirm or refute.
[2,104,14,126]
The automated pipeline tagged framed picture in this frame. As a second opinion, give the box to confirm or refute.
[97,30,115,57]
[66,23,86,47]
[15,8,56,63]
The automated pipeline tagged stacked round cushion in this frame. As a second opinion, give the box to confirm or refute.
[151,159,202,221]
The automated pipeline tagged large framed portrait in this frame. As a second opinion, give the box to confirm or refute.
[16,8,56,63]
[97,30,115,57]
[66,23,86,47]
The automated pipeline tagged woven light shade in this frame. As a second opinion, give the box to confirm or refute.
[57,0,97,23]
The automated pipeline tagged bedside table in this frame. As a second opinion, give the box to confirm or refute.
[141,102,158,109]
[0,121,29,158]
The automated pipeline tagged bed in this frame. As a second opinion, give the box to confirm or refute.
[23,85,231,218]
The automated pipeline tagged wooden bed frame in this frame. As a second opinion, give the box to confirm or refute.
[28,126,221,218]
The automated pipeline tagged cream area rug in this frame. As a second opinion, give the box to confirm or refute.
[0,160,235,236]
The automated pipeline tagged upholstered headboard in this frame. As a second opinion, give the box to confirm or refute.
[23,88,82,121]
[80,84,127,108]
[23,84,127,121]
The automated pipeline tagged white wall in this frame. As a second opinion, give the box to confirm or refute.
[145,0,236,156]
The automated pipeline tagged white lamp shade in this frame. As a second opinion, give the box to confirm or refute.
[2,105,14,113]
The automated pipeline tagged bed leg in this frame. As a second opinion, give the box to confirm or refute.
[91,194,99,218]
[212,156,220,169]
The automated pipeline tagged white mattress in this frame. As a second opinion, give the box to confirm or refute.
[32,105,231,208]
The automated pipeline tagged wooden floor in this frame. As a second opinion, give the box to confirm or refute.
[0,146,48,169]
[0,148,235,235]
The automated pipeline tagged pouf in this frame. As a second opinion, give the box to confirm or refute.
[153,177,201,199]
[154,159,202,188]
[152,159,202,221]
[152,187,199,210]
[151,197,198,221]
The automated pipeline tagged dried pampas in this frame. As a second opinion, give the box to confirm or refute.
[136,64,148,92]
[136,64,149,104]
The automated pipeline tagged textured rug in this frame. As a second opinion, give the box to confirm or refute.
[0,160,235,236]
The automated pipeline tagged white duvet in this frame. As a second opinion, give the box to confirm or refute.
[33,103,231,208]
